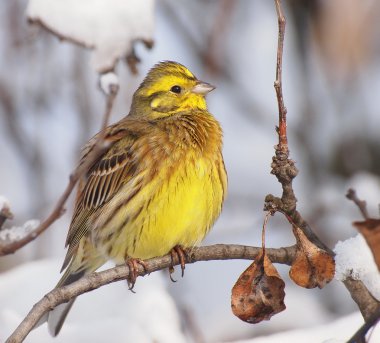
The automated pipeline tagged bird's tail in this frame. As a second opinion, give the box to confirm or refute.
[33,266,85,334]
[47,250,107,336]
[47,268,86,336]
[35,252,105,336]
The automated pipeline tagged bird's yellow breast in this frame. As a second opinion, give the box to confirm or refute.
[96,152,225,261]
[87,111,227,263]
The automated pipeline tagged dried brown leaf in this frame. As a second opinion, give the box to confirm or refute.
[354,219,380,271]
[290,226,335,289]
[231,249,286,323]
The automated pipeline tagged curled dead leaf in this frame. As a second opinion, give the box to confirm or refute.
[353,219,380,271]
[231,249,286,323]
[289,226,335,289]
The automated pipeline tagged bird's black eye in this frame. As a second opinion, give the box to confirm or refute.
[170,85,182,94]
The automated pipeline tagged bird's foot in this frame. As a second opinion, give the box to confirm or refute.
[168,245,187,282]
[126,258,147,292]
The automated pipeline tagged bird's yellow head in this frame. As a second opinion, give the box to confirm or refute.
[130,61,215,119]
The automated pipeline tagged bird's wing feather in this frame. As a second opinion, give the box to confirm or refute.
[62,122,141,270]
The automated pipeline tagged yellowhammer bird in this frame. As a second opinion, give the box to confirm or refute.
[46,61,227,336]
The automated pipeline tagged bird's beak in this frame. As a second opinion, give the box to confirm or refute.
[192,81,215,95]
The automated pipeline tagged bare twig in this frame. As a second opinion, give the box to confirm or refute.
[0,204,13,230]
[264,0,380,321]
[266,0,380,327]
[343,277,380,322]
[203,0,237,76]
[126,40,153,75]
[261,211,272,250]
[264,0,332,253]
[0,81,31,164]
[0,84,118,256]
[265,0,297,221]
[345,189,380,337]
[126,48,141,75]
[274,0,288,148]
[6,244,297,343]
[72,49,95,150]
[181,306,206,343]
[346,188,370,220]
[347,306,380,343]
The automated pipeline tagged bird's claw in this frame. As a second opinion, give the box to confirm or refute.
[169,245,187,282]
[126,258,147,291]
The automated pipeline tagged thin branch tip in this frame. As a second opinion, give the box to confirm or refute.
[346,188,369,220]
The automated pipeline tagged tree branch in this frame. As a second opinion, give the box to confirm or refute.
[343,277,380,322]
[345,189,380,337]
[0,203,13,230]
[0,80,119,256]
[274,0,287,148]
[347,306,380,343]
[6,244,297,343]
[264,0,380,325]
[265,0,332,254]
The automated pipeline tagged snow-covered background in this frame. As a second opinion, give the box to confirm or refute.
[1,0,380,342]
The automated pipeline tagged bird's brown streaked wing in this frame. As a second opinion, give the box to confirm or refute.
[76,123,130,172]
[62,128,139,270]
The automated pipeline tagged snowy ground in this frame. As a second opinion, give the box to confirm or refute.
[0,259,185,343]
[1,256,379,343]
[234,312,379,343]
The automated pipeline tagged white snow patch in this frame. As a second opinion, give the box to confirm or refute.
[334,234,380,300]
[0,195,10,210]
[26,0,155,72]
[233,312,379,343]
[0,219,40,241]
[0,259,186,343]
[100,72,119,95]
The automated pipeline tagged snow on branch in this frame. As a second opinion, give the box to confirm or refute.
[0,197,39,247]
[335,235,380,301]
[100,72,119,96]
[0,195,10,211]
[0,219,40,242]
[26,0,155,73]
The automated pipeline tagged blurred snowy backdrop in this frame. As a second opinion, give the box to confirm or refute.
[1,0,380,342]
